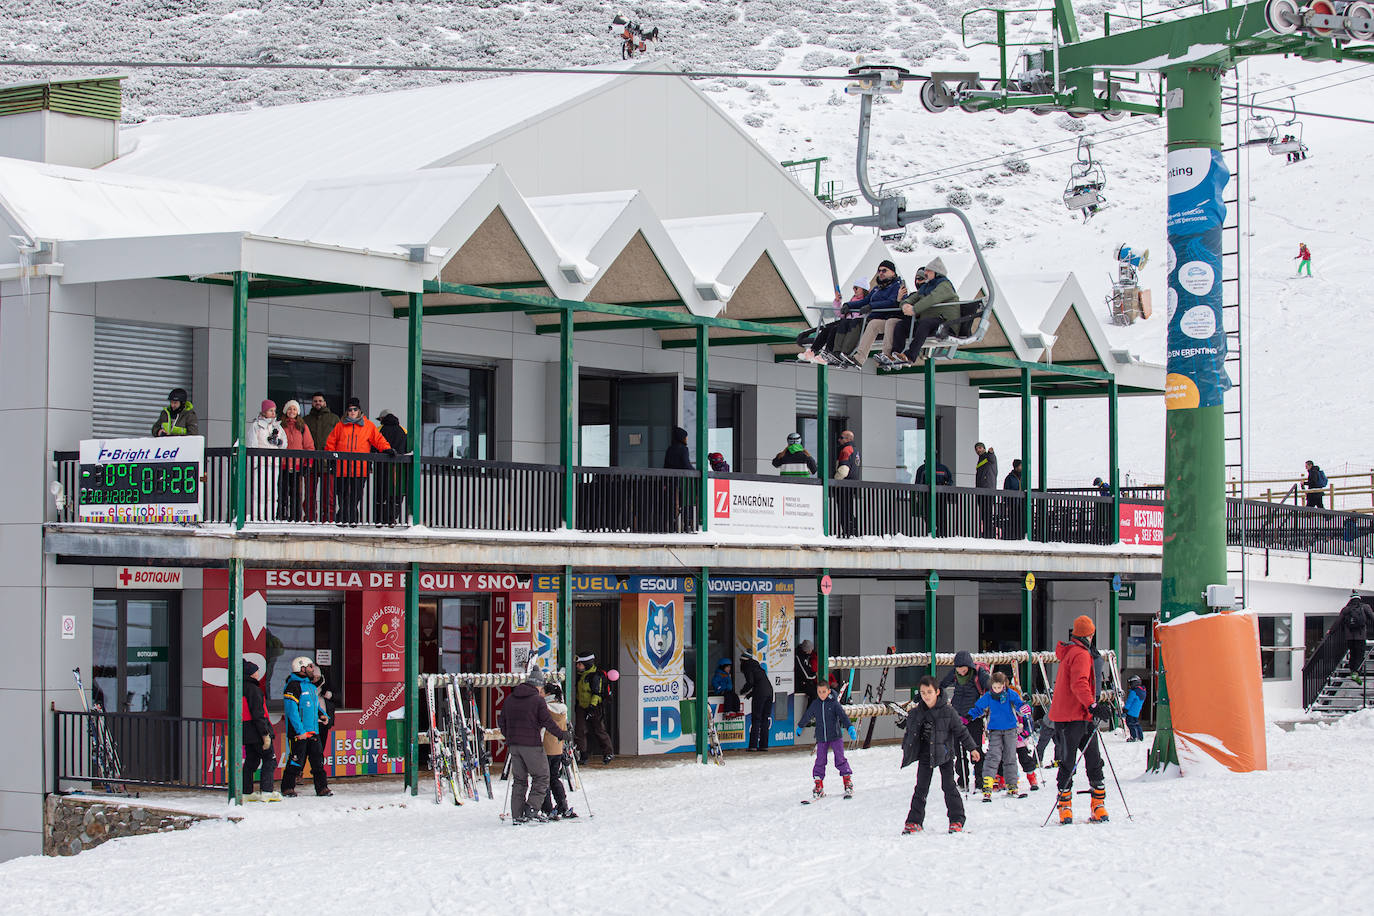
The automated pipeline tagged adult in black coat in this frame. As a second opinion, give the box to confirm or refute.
[374,410,409,524]
[1002,459,1025,539]
[661,426,694,531]
[974,442,998,537]
[499,669,568,823]
[899,676,980,831]
[1337,596,1374,676]
[739,651,775,751]
[241,661,276,796]
[664,426,693,470]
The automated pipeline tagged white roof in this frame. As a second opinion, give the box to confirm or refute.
[105,67,630,194]
[785,234,889,305]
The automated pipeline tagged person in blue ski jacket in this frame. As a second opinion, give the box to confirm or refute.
[968,672,1027,800]
[1124,675,1146,741]
[797,681,856,797]
[280,656,332,797]
[710,658,741,715]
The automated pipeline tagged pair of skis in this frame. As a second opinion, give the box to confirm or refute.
[426,675,462,805]
[427,674,494,805]
[705,703,725,766]
[72,668,127,794]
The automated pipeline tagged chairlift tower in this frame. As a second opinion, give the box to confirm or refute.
[917,0,1374,771]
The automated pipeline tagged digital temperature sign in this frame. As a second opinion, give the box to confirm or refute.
[78,437,204,523]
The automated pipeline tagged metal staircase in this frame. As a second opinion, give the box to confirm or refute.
[1305,630,1374,718]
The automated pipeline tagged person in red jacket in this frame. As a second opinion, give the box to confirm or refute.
[1050,614,1110,824]
[324,397,395,525]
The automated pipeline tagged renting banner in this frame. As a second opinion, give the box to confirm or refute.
[1165,147,1230,411]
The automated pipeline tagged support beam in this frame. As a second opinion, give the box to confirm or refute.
[1110,583,1121,656]
[1021,369,1033,543]
[817,569,831,683]
[925,357,937,537]
[407,292,423,525]
[405,561,419,795]
[559,564,573,705]
[1038,396,1049,491]
[227,557,243,805]
[926,573,938,677]
[1109,378,1120,543]
[231,272,248,531]
[696,566,710,763]
[696,325,709,534]
[393,301,560,319]
[560,310,575,529]
[818,364,830,535]
[1022,576,1034,691]
[662,334,800,349]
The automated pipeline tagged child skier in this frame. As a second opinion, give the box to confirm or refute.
[798,681,857,798]
[898,675,981,834]
[1012,680,1040,791]
[1295,242,1312,277]
[968,672,1028,801]
[1123,676,1146,742]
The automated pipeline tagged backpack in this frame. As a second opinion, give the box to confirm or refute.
[972,662,992,696]
[1315,469,1328,487]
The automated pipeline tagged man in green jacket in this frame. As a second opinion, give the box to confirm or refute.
[575,654,615,765]
[889,258,960,362]
[303,392,340,522]
[151,388,199,437]
[771,432,818,477]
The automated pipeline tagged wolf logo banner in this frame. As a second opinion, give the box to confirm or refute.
[645,599,677,671]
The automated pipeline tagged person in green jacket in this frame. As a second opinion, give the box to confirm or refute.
[575,654,615,765]
[771,432,818,477]
[889,258,961,363]
[152,388,199,437]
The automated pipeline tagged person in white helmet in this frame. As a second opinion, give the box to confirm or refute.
[280,656,333,797]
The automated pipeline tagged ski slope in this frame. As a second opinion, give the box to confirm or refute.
[3,715,1373,914]
[0,0,1370,484]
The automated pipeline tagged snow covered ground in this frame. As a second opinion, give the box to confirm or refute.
[6,714,1374,914]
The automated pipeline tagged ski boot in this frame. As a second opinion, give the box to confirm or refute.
[545,808,560,822]
[1027,772,1040,792]
[948,821,965,834]
[602,754,615,765]
[993,775,1006,791]
[812,778,825,799]
[1089,785,1110,823]
[902,822,923,835]
[262,791,283,802]
[1057,790,1074,825]
[981,777,994,804]
[1006,779,1027,799]
[558,807,579,819]
[842,775,854,799]
[244,792,262,802]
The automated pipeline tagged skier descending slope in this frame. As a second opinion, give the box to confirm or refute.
[1051,616,1111,825]
[898,676,980,834]
[797,680,857,800]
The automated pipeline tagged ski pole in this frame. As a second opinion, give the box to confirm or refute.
[1096,732,1135,821]
[498,753,513,820]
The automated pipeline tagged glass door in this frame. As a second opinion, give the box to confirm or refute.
[89,593,179,714]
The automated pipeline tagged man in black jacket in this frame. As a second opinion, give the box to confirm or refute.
[739,650,775,751]
[938,650,991,789]
[1338,595,1374,681]
[974,442,998,538]
[1002,459,1025,540]
[499,667,567,824]
[899,675,980,833]
[241,661,277,800]
[373,410,409,524]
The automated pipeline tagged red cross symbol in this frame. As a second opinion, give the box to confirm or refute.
[118,568,133,586]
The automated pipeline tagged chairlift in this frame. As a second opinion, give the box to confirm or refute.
[1267,98,1309,161]
[819,63,996,363]
[1063,138,1107,219]
[1244,94,1279,147]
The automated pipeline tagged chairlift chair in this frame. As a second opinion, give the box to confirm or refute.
[1244,94,1279,147]
[1268,100,1308,159]
[1063,138,1107,218]
[819,63,996,366]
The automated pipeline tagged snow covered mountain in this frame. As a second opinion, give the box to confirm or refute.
[2,0,1368,486]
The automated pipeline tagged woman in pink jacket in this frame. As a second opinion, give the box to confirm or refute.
[278,399,315,521]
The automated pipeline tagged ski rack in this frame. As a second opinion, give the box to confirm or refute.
[419,669,567,688]
[827,649,1121,669]
[822,63,996,359]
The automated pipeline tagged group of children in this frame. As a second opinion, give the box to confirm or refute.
[798,632,1144,834]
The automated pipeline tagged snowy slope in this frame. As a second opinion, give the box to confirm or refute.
[1,0,1369,484]
[4,718,1374,913]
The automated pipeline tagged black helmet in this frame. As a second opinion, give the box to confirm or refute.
[168,387,188,402]
[1128,675,1142,686]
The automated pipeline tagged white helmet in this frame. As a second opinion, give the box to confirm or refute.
[291,656,314,674]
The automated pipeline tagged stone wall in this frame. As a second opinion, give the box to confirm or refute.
[43,795,232,856]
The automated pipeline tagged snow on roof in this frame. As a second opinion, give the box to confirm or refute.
[105,67,631,194]
[0,155,274,241]
[993,272,1072,330]
[663,213,766,280]
[786,234,888,303]
[527,191,640,278]
[257,165,499,256]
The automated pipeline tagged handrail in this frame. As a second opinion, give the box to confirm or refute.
[1303,625,1352,709]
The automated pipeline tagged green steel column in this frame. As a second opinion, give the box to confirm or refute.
[231,272,248,530]
[925,572,938,677]
[696,326,709,532]
[1021,370,1033,542]
[1022,576,1034,691]
[227,557,243,804]
[1109,379,1120,543]
[1037,397,1048,491]
[817,569,830,682]
[1151,66,1226,773]
[1110,585,1121,656]
[404,561,419,795]
[695,567,710,763]
[818,365,830,534]
[407,292,424,525]
[560,308,575,529]
[559,564,573,690]
[924,358,937,536]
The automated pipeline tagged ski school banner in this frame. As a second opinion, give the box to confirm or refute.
[620,592,693,754]
[1165,147,1231,411]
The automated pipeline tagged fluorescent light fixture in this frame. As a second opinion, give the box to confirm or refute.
[1021,331,1056,350]
[695,281,733,303]
[1109,348,1134,365]
[402,244,429,263]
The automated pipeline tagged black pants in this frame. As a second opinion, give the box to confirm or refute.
[906,759,964,827]
[575,704,614,757]
[542,754,570,813]
[241,740,275,793]
[722,690,741,715]
[977,493,997,538]
[281,735,329,793]
[1054,720,1105,792]
[835,488,858,538]
[1036,722,1057,764]
[749,692,773,749]
[1349,639,1368,675]
[277,468,305,521]
[1016,744,1038,775]
[336,476,366,524]
[902,316,948,358]
[958,718,985,787]
[810,316,861,354]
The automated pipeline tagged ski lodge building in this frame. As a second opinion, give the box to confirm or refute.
[0,68,1367,859]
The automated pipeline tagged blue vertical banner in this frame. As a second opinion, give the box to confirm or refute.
[1165,148,1231,410]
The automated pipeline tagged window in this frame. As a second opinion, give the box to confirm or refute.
[1259,615,1293,680]
[91,593,180,714]
[421,363,494,459]
[895,598,927,690]
[265,601,344,709]
[683,388,741,471]
[894,411,944,484]
[795,417,848,460]
[268,356,351,419]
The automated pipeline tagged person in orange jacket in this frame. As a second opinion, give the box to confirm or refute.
[1050,615,1110,825]
[324,397,395,525]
